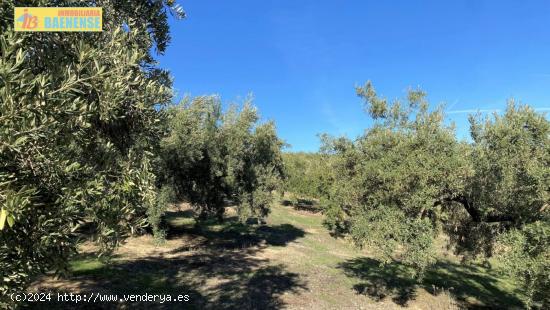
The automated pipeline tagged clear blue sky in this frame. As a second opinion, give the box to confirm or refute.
[158,0,550,152]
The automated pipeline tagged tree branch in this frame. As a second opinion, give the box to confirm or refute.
[443,195,516,223]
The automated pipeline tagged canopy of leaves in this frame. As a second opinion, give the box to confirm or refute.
[282,152,332,201]
[159,96,285,223]
[466,103,549,308]
[322,82,549,307]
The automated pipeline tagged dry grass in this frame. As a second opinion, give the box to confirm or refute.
[28,202,522,309]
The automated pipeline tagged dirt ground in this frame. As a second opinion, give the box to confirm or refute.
[28,203,521,309]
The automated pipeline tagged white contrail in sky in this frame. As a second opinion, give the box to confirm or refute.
[447,109,501,115]
[447,107,550,114]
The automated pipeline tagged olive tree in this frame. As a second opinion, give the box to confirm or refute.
[323,82,549,307]
[159,96,285,223]
[466,103,549,308]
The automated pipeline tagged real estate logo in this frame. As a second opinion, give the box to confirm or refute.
[16,8,38,30]
[14,7,102,32]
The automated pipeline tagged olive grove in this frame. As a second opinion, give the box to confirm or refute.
[1,0,548,308]
[0,2,287,307]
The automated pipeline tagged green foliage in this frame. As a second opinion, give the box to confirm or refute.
[159,96,285,223]
[148,185,176,244]
[465,103,549,307]
[322,82,549,307]
[323,81,464,274]
[455,103,549,250]
[495,221,549,308]
[0,0,181,306]
[282,152,332,202]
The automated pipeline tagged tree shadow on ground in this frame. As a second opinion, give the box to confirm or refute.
[338,257,524,309]
[280,198,321,213]
[28,210,307,309]
[165,210,305,250]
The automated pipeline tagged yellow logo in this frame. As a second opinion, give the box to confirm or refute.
[14,7,102,32]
